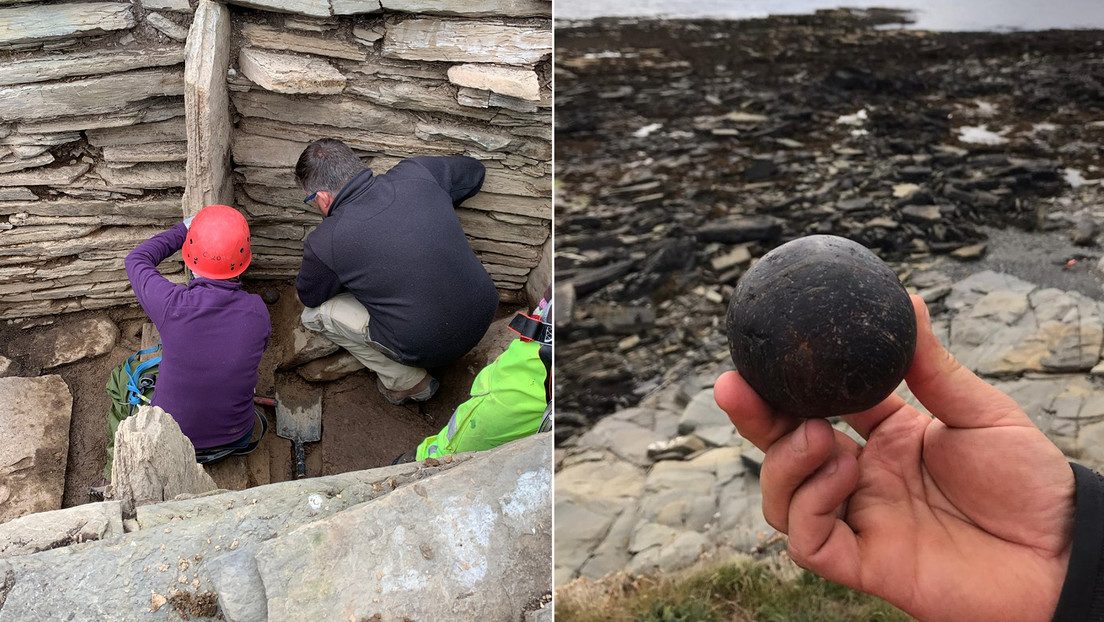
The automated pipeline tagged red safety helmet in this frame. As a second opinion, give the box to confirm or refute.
[183,205,252,280]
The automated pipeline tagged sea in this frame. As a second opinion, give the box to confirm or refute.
[554,0,1104,31]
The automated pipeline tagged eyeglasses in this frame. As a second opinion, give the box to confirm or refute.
[303,192,318,205]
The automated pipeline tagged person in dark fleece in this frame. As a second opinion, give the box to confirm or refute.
[94,204,270,496]
[294,138,498,405]
[716,294,1104,622]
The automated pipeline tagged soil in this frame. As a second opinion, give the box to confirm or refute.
[0,278,521,508]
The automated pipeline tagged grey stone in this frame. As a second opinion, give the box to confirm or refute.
[457,86,541,113]
[456,207,550,245]
[657,530,708,572]
[254,436,551,622]
[232,133,307,168]
[576,411,668,467]
[1072,214,1098,246]
[35,316,118,369]
[447,64,541,101]
[0,2,135,46]
[951,242,987,260]
[0,153,54,174]
[0,196,181,218]
[0,187,35,201]
[0,502,123,559]
[0,451,475,621]
[901,204,942,223]
[16,100,184,134]
[102,142,186,164]
[629,521,678,553]
[109,405,219,510]
[0,375,72,524]
[0,354,14,377]
[280,325,339,370]
[239,47,346,95]
[207,546,266,622]
[380,0,548,15]
[240,22,366,61]
[94,162,185,189]
[0,162,89,187]
[578,502,635,580]
[381,19,552,65]
[296,351,363,382]
[352,24,386,43]
[0,69,184,122]
[678,388,733,444]
[142,0,192,12]
[147,11,190,41]
[231,90,416,137]
[184,0,234,215]
[86,118,186,147]
[0,223,101,247]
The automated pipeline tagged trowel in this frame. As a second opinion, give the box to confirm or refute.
[273,386,322,479]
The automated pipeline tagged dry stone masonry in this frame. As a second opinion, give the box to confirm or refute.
[0,0,551,319]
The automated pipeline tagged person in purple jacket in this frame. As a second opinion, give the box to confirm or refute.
[294,139,498,406]
[92,205,271,496]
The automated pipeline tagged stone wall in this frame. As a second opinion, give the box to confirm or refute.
[0,0,552,320]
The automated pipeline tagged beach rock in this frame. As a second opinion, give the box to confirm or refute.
[0,375,72,524]
[109,405,218,510]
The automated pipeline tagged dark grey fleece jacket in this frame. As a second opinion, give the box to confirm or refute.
[295,155,498,369]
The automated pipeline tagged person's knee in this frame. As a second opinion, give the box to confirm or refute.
[300,305,325,331]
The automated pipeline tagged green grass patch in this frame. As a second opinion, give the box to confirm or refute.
[556,557,914,622]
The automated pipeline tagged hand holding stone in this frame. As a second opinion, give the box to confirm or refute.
[715,295,1075,622]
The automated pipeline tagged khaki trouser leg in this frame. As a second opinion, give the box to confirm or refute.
[301,293,426,392]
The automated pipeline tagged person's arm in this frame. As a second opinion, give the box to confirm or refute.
[407,155,486,205]
[125,222,188,325]
[295,240,342,309]
[1051,463,1104,621]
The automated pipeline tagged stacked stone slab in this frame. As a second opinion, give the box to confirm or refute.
[0,0,191,320]
[0,0,551,319]
[225,1,552,301]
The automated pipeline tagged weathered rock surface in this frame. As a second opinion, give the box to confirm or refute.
[0,354,15,377]
[0,2,135,46]
[147,11,190,41]
[256,435,551,621]
[86,118,186,147]
[382,19,553,65]
[448,63,541,100]
[0,46,184,87]
[109,405,219,510]
[34,316,118,369]
[297,351,364,382]
[0,502,123,559]
[380,0,550,17]
[241,22,366,60]
[0,436,549,622]
[185,0,233,215]
[231,89,416,136]
[0,375,73,524]
[0,69,185,121]
[239,47,347,94]
[142,0,193,12]
[280,325,340,370]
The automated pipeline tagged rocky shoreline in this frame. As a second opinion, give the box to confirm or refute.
[554,11,1104,435]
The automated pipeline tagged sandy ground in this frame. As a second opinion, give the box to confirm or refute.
[0,280,520,507]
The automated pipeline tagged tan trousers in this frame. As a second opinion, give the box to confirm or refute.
[300,293,426,391]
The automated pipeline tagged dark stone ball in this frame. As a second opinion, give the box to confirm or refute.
[725,235,917,418]
[262,288,280,305]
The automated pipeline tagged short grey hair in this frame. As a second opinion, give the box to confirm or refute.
[294,139,364,195]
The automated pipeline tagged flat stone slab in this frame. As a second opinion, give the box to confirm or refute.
[0,375,73,524]
[381,19,553,65]
[448,64,541,101]
[254,435,551,621]
[222,0,331,16]
[240,22,366,61]
[0,69,185,122]
[296,351,363,382]
[34,316,118,369]
[379,0,549,16]
[238,47,346,94]
[0,2,135,46]
[0,502,123,559]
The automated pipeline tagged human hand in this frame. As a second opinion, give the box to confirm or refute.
[715,295,1075,622]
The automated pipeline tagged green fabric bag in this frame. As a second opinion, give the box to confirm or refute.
[103,354,158,479]
[416,338,548,460]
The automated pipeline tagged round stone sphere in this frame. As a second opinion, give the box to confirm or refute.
[725,235,917,418]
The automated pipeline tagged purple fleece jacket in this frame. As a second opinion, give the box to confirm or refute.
[125,223,271,449]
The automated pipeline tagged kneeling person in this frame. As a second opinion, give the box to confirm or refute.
[294,139,499,404]
[96,205,271,493]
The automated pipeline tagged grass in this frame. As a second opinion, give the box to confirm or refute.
[556,556,915,622]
